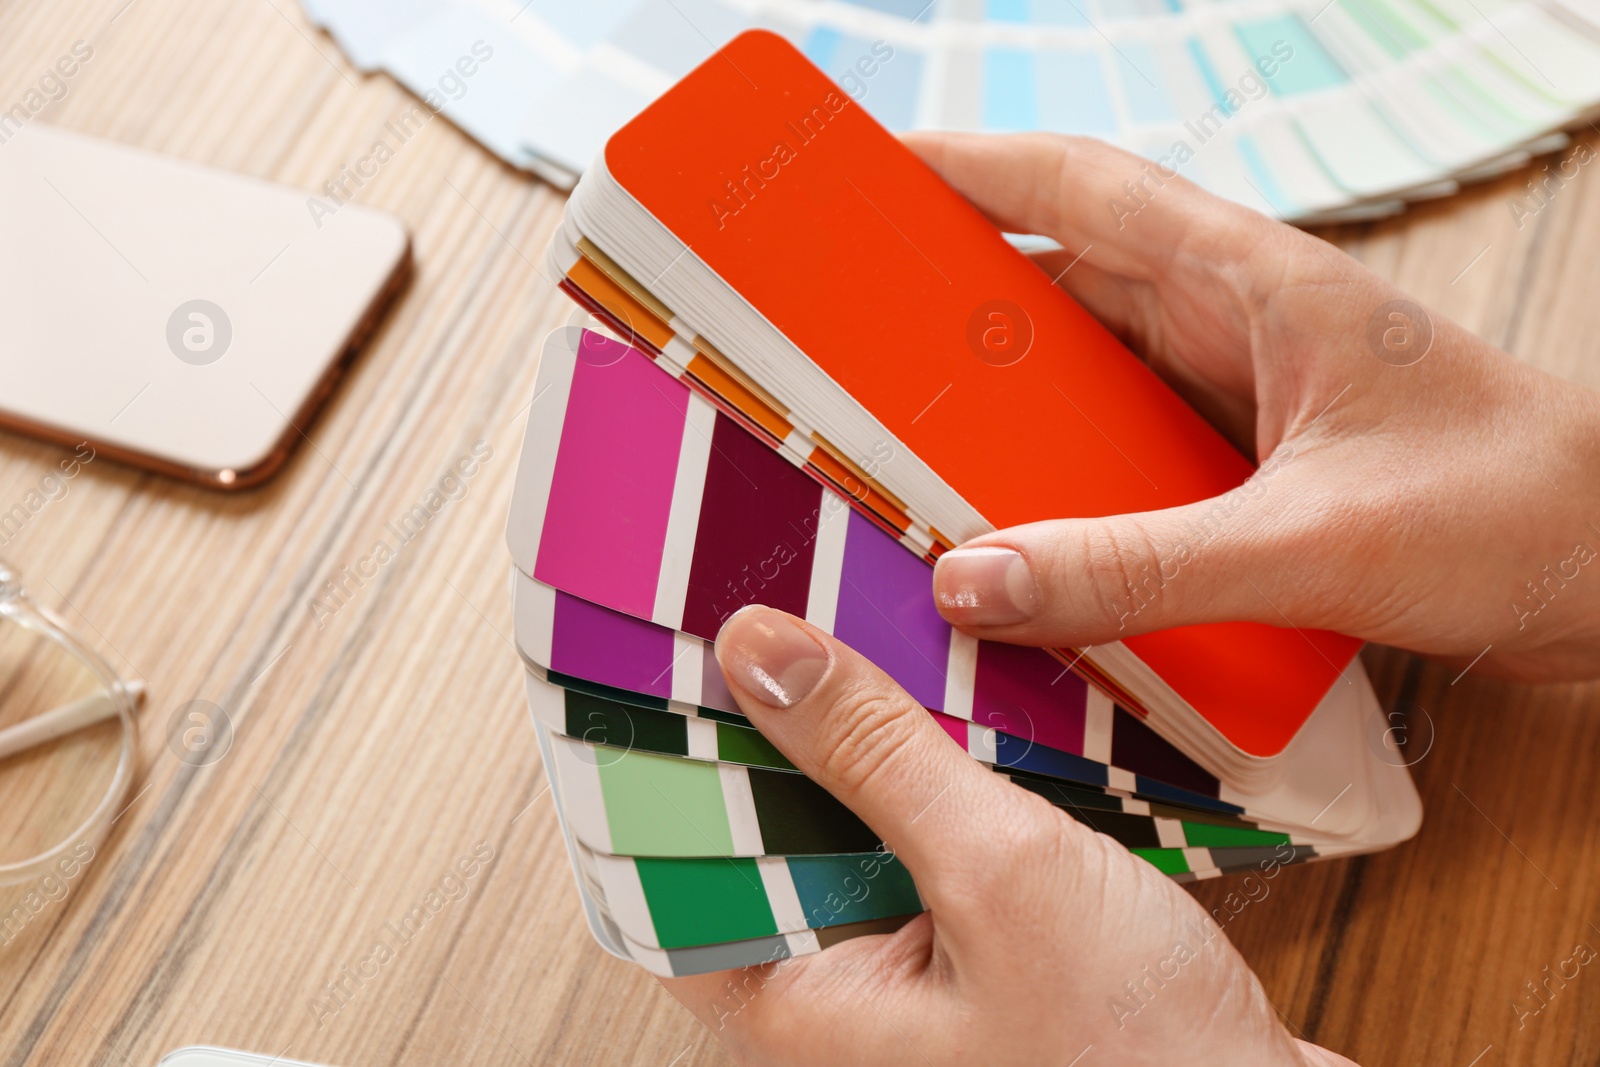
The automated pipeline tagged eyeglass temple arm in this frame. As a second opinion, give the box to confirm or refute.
[0,680,146,762]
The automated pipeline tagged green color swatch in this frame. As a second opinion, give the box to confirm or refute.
[1182,822,1291,849]
[597,751,733,855]
[636,856,776,948]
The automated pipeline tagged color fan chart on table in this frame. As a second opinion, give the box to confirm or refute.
[304,0,1600,223]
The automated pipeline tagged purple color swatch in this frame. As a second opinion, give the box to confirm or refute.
[833,510,950,710]
[551,590,676,699]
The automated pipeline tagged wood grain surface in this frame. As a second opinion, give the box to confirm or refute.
[2,2,1598,1064]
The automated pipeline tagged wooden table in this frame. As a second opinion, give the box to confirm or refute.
[3,2,1598,1064]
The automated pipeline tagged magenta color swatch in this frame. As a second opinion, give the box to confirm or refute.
[972,641,1087,755]
[833,510,950,710]
[534,337,686,618]
[931,711,968,748]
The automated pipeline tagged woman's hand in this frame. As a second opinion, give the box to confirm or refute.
[659,605,1356,1066]
[906,132,1600,683]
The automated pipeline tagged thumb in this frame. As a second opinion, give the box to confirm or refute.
[897,130,1276,287]
[932,460,1316,646]
[713,605,1038,923]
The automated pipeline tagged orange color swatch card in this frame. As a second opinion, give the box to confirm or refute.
[547,29,1364,777]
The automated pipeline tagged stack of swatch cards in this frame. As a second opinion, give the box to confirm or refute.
[303,0,1600,222]
[505,329,1421,977]
[504,31,1422,977]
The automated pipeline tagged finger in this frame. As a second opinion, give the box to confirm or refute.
[659,913,938,1049]
[903,131,1293,429]
[656,921,940,1062]
[659,958,806,1036]
[1022,244,1145,345]
[713,606,1029,907]
[932,460,1327,645]
[900,130,1280,292]
[1023,243,1260,448]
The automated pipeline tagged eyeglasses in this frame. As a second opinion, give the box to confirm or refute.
[0,560,142,890]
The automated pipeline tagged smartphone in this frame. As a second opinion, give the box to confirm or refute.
[0,123,410,489]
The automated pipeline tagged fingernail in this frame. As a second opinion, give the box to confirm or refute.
[714,606,831,709]
[933,546,1038,626]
